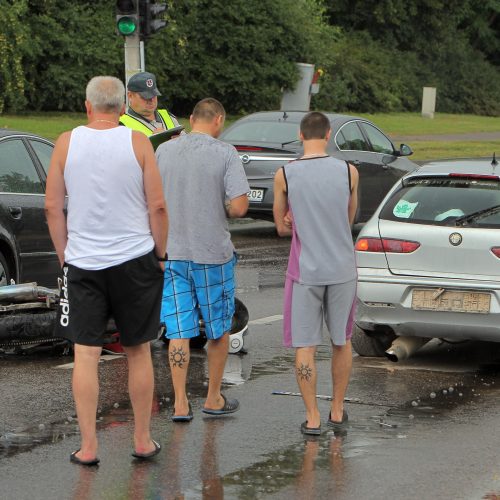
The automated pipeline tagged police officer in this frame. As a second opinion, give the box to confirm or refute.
[119,71,180,135]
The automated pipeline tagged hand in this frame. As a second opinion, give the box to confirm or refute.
[159,261,165,272]
[152,126,166,134]
[284,211,293,228]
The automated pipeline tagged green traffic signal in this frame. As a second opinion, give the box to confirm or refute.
[117,16,137,36]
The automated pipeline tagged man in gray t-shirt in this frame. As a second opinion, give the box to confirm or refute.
[156,98,249,420]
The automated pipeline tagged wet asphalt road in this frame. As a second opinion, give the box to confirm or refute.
[2,220,500,499]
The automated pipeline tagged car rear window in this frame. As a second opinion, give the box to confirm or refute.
[222,121,300,144]
[380,176,500,227]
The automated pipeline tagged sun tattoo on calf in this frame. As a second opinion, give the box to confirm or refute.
[169,346,188,368]
[297,363,313,381]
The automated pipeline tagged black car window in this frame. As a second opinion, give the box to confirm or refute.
[29,139,53,175]
[0,139,44,194]
[222,121,300,144]
[336,122,369,151]
[380,176,500,227]
[360,122,394,154]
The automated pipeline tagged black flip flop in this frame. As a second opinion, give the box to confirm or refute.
[202,394,239,416]
[300,421,321,436]
[171,403,193,422]
[70,450,100,466]
[328,409,349,428]
[131,440,161,460]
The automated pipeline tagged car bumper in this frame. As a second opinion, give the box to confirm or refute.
[356,268,500,342]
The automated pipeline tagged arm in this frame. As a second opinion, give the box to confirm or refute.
[45,132,70,266]
[225,194,249,218]
[348,163,359,226]
[132,132,168,263]
[273,167,291,237]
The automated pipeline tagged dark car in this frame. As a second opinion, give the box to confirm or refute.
[0,129,59,287]
[219,111,419,222]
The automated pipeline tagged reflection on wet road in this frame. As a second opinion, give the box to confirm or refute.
[2,221,500,499]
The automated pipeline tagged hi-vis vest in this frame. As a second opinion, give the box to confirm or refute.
[119,109,176,136]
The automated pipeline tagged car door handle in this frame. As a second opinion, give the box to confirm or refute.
[8,206,22,219]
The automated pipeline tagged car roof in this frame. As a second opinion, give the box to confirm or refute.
[410,158,499,178]
[0,128,50,141]
[232,111,365,125]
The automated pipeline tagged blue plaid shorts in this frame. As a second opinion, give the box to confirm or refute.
[160,254,237,340]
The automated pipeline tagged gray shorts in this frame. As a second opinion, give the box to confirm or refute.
[283,278,357,347]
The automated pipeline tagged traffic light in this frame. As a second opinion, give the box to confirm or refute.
[116,0,139,37]
[139,0,167,39]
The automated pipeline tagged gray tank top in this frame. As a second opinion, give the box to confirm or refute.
[284,156,356,285]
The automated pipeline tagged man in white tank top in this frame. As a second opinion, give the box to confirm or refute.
[273,112,359,436]
[45,76,168,465]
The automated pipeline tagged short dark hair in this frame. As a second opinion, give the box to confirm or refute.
[192,98,226,122]
[300,112,330,140]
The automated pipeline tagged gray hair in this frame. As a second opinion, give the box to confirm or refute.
[86,76,125,113]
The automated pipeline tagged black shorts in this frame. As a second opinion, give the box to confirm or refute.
[56,250,164,347]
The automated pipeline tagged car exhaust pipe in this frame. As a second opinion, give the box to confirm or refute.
[385,336,430,362]
[0,282,58,303]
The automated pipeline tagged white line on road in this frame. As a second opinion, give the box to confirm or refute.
[53,354,123,369]
[249,314,283,325]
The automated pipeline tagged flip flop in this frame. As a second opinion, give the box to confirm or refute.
[131,440,161,460]
[300,421,321,436]
[202,394,239,416]
[171,403,193,422]
[70,450,100,466]
[328,409,349,428]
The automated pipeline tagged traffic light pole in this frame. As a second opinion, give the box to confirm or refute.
[123,31,145,105]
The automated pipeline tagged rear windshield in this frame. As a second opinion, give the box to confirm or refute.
[380,176,500,227]
[222,121,300,144]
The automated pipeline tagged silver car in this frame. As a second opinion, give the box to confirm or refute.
[353,157,500,360]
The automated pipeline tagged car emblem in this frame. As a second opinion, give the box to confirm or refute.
[449,232,462,246]
[241,154,250,164]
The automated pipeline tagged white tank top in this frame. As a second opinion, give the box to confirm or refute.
[63,126,154,270]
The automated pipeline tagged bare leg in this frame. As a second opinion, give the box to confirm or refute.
[295,346,320,428]
[331,341,352,422]
[204,333,229,410]
[123,342,156,454]
[168,339,191,416]
[72,344,102,461]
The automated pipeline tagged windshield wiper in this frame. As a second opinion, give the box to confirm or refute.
[454,204,500,226]
[281,139,302,148]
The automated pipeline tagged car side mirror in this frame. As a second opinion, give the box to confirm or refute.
[399,144,413,156]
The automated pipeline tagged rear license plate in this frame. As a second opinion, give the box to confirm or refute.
[248,189,264,202]
[411,289,491,314]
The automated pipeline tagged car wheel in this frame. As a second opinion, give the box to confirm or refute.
[351,325,394,357]
[0,252,11,286]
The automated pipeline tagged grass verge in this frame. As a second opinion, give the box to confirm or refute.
[1,112,498,160]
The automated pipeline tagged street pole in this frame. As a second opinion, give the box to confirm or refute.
[123,32,145,106]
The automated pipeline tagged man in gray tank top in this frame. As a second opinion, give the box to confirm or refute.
[273,111,359,436]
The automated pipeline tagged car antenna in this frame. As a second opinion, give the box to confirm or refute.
[283,111,288,121]
[492,152,498,173]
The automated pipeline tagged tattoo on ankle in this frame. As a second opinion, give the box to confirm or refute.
[297,363,313,381]
[169,347,188,368]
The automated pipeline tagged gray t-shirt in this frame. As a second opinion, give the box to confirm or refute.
[156,133,249,264]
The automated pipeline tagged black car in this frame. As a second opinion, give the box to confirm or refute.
[0,129,59,287]
[220,111,418,222]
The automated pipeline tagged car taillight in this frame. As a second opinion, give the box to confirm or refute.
[236,146,263,152]
[449,173,499,180]
[355,237,420,253]
[491,247,500,258]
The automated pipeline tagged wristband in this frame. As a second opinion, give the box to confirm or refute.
[156,252,168,262]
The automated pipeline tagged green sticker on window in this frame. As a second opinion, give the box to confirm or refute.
[393,200,418,218]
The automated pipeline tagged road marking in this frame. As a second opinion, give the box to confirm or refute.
[249,314,283,325]
[53,355,123,369]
